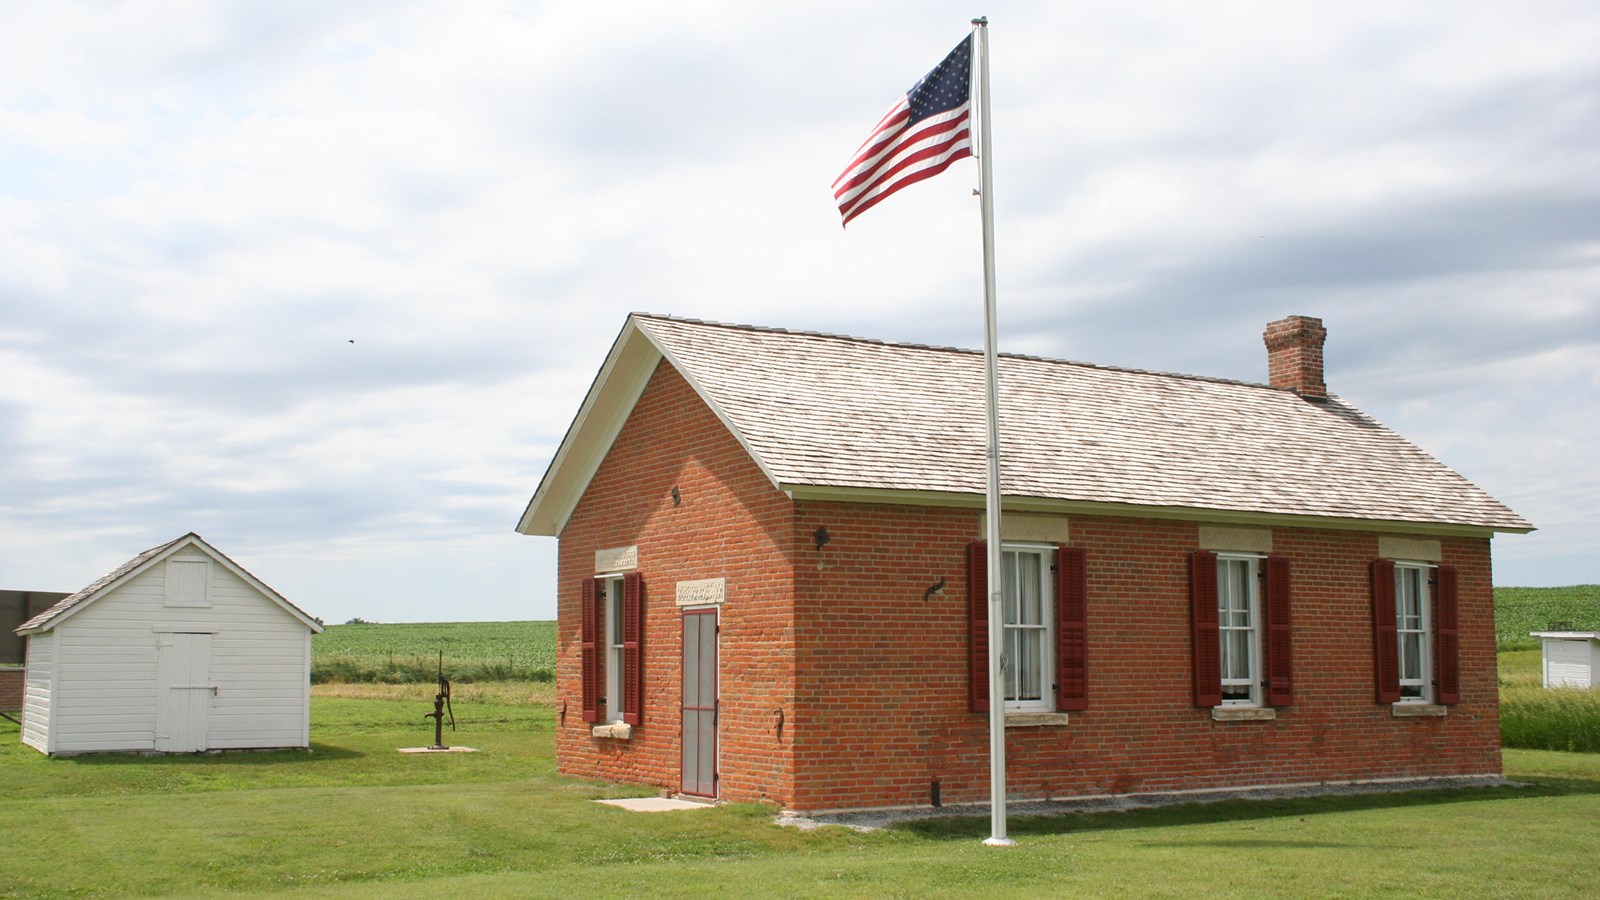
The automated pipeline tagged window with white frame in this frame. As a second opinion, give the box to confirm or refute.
[600,575,625,724]
[580,569,644,728]
[1002,545,1054,712]
[1394,562,1432,702]
[1217,554,1262,706]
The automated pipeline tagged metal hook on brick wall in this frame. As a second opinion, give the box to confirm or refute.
[775,708,785,742]
[560,700,567,726]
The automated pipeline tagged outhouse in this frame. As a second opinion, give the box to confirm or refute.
[1529,630,1600,689]
[14,533,322,755]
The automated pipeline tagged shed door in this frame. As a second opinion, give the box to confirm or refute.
[156,633,214,752]
[680,609,718,798]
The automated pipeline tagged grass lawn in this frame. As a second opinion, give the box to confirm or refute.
[1500,647,1600,752]
[4,686,1599,898]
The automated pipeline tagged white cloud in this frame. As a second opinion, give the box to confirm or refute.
[1,1,1596,619]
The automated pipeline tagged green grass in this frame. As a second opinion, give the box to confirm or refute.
[1503,685,1600,753]
[10,623,1600,895]
[1497,634,1600,753]
[313,620,555,684]
[5,684,1600,898]
[1495,585,1600,649]
[1500,647,1600,752]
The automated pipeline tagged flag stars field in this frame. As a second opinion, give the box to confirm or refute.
[833,34,976,226]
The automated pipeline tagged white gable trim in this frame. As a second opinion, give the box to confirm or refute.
[516,315,784,537]
[781,483,1511,538]
[516,319,660,537]
[18,534,322,635]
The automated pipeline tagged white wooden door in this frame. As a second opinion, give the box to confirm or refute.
[156,633,214,752]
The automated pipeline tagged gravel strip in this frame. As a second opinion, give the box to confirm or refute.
[776,775,1516,832]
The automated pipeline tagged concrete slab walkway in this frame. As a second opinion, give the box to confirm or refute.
[595,797,715,812]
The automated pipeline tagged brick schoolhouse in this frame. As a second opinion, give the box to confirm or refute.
[515,313,1531,814]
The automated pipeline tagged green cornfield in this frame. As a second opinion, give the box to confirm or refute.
[1495,585,1600,650]
[312,620,555,684]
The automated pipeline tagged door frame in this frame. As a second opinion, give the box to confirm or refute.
[679,606,719,798]
[155,631,215,752]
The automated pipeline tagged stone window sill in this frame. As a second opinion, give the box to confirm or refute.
[1211,706,1277,721]
[1005,712,1071,728]
[1391,703,1447,718]
[592,723,633,739]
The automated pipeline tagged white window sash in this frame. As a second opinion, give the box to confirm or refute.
[1394,562,1433,702]
[1001,544,1055,712]
[1216,554,1261,706]
[602,577,625,724]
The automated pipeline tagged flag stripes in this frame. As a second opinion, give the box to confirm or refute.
[833,35,974,225]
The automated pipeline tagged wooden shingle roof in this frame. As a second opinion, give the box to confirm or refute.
[15,533,322,635]
[516,314,1531,537]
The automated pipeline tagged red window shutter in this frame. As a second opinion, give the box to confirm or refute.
[1434,564,1461,705]
[968,541,989,713]
[1190,551,1222,708]
[1056,546,1089,711]
[580,577,600,723]
[1264,555,1294,707]
[621,572,645,726]
[1371,559,1401,703]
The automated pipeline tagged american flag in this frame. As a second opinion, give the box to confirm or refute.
[833,35,973,226]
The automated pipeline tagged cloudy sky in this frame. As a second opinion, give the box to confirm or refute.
[2,2,1595,623]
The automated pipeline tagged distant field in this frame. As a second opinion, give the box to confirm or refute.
[1495,585,1600,649]
[312,620,555,683]
[301,582,1593,680]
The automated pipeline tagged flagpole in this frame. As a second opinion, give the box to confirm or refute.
[972,16,1013,849]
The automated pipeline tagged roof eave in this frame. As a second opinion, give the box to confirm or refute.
[780,483,1532,538]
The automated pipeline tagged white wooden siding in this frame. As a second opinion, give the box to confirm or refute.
[44,544,314,754]
[1544,639,1593,688]
[21,633,54,753]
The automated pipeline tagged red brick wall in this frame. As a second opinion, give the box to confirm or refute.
[554,359,1502,812]
[789,501,981,811]
[787,509,1500,812]
[0,667,22,710]
[555,360,798,804]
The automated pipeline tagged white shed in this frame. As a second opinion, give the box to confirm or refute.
[1529,631,1600,689]
[14,533,323,755]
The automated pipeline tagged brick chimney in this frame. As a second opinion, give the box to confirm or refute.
[1264,315,1327,399]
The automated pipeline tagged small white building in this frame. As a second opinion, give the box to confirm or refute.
[1529,631,1600,689]
[14,533,322,755]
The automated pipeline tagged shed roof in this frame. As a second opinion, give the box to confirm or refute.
[15,533,323,635]
[516,314,1531,537]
